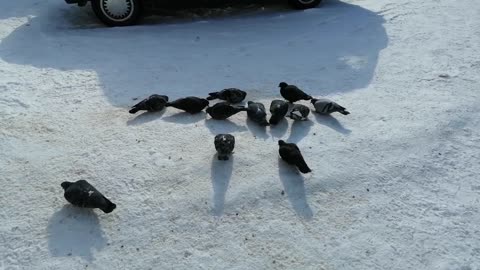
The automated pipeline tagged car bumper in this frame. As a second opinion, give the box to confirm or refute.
[65,0,88,6]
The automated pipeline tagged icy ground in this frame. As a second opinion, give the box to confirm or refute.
[1,0,480,269]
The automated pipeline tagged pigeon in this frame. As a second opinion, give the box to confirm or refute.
[247,101,269,126]
[214,134,235,160]
[129,94,169,114]
[278,140,311,174]
[279,82,312,103]
[311,98,350,115]
[207,88,247,104]
[269,100,289,125]
[289,104,310,121]
[165,97,209,114]
[206,102,247,120]
[61,180,116,213]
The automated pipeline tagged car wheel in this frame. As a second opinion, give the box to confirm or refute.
[288,0,322,9]
[91,0,142,26]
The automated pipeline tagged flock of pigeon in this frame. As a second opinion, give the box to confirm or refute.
[61,82,349,214]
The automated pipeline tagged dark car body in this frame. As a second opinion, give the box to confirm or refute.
[65,0,322,26]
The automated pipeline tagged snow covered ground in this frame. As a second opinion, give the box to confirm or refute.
[1,0,480,269]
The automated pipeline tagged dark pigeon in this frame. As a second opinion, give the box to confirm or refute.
[129,94,169,114]
[207,88,247,104]
[165,97,209,114]
[61,180,116,213]
[214,134,235,160]
[247,101,269,126]
[311,98,350,115]
[289,104,310,121]
[278,140,311,174]
[206,102,247,120]
[279,82,312,103]
[269,100,289,125]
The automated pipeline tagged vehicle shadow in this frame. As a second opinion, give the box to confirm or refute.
[0,0,388,106]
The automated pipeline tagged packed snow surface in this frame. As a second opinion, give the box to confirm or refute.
[1,0,480,269]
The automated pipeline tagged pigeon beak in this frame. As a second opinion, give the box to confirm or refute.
[61,182,72,190]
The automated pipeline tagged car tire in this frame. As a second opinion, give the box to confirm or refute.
[91,0,143,27]
[288,0,322,9]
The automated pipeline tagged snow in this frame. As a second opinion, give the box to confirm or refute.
[1,0,479,269]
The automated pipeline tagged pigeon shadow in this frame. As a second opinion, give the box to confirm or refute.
[211,154,234,216]
[287,119,314,143]
[246,118,270,140]
[47,205,107,262]
[269,118,289,139]
[278,158,313,219]
[161,111,206,124]
[313,113,351,135]
[205,118,248,135]
[0,0,388,106]
[126,110,166,126]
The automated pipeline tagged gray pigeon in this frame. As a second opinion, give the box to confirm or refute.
[166,97,209,114]
[214,134,235,160]
[289,104,310,121]
[279,82,312,103]
[129,94,169,114]
[269,100,289,125]
[61,180,116,213]
[311,98,349,115]
[247,101,269,126]
[278,140,311,174]
[207,88,247,104]
[206,102,247,120]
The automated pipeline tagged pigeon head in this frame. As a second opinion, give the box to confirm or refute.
[61,181,73,190]
[239,91,247,99]
[278,140,286,146]
[201,99,210,107]
[205,106,212,114]
[278,82,288,88]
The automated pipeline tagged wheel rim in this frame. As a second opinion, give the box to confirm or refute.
[297,0,316,4]
[100,0,135,22]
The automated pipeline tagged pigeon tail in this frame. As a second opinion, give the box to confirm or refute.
[217,154,229,161]
[129,107,139,114]
[297,161,312,174]
[100,200,116,213]
[340,110,350,115]
[207,92,219,100]
[269,115,282,125]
